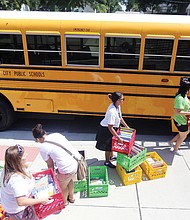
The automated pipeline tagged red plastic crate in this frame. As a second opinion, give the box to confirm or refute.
[32,169,65,219]
[112,128,136,155]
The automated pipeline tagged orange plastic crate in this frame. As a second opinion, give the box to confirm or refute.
[140,152,167,180]
[32,169,65,219]
[112,128,136,155]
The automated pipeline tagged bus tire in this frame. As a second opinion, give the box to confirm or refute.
[0,101,15,131]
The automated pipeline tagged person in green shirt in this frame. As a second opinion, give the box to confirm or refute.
[170,78,190,156]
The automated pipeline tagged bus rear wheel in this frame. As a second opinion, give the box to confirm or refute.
[0,102,15,131]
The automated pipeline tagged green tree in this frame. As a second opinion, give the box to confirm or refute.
[90,0,122,13]
[31,0,89,11]
[134,0,165,13]
[0,0,30,10]
[0,0,8,10]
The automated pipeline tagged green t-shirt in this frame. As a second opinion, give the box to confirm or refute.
[174,94,190,125]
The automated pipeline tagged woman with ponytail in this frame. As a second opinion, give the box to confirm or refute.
[95,92,129,168]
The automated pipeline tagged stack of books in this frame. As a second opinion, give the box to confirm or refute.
[119,127,134,142]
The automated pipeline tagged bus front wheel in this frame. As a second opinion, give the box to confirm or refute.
[0,101,15,131]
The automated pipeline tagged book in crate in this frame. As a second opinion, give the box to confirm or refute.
[112,127,136,155]
[87,166,109,198]
[140,152,168,180]
[32,169,65,219]
[117,143,147,171]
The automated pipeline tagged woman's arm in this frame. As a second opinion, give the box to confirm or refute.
[174,108,190,115]
[46,157,54,170]
[16,196,50,206]
[120,118,129,128]
[108,124,123,143]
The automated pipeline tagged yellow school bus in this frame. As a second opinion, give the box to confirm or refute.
[0,11,189,130]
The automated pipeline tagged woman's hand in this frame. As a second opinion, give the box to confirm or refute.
[40,197,53,205]
[118,136,124,144]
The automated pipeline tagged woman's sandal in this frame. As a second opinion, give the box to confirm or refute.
[67,197,75,203]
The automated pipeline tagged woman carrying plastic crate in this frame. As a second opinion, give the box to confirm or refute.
[0,145,50,219]
[95,92,130,168]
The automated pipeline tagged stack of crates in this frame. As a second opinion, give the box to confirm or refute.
[112,127,147,185]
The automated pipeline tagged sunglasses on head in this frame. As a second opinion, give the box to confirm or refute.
[15,144,23,156]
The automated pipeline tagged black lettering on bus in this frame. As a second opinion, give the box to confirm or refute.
[29,72,45,77]
[3,71,11,76]
[14,71,26,77]
[73,28,90,32]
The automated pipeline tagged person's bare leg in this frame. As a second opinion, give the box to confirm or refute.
[170,133,179,144]
[58,180,69,205]
[105,151,111,162]
[67,179,75,202]
[174,131,189,151]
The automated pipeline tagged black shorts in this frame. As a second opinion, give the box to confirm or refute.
[173,120,188,132]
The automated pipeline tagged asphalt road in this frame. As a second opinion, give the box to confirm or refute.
[0,113,182,142]
[7,113,172,135]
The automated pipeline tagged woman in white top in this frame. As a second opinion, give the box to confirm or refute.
[95,92,129,168]
[32,124,81,205]
[1,145,50,219]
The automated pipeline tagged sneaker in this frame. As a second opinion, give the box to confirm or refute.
[173,150,183,156]
[104,161,116,168]
[169,142,175,152]
[110,155,117,161]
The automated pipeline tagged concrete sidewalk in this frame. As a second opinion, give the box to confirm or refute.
[1,138,190,220]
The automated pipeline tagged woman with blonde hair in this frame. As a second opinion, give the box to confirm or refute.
[0,145,50,219]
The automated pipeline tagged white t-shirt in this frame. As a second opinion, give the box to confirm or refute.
[1,170,35,214]
[100,103,121,127]
[40,133,81,174]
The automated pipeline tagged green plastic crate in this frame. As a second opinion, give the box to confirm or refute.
[74,179,87,193]
[88,166,108,198]
[117,148,147,171]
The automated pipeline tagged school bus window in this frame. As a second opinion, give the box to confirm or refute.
[104,37,141,69]
[175,39,190,72]
[143,38,174,71]
[26,34,61,66]
[0,33,24,65]
[66,35,99,66]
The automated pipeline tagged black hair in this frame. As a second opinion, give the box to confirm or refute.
[176,78,190,98]
[32,124,46,138]
[108,92,123,104]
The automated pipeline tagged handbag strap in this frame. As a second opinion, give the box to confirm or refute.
[44,140,79,161]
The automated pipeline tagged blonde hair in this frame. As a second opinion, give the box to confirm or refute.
[3,145,31,185]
